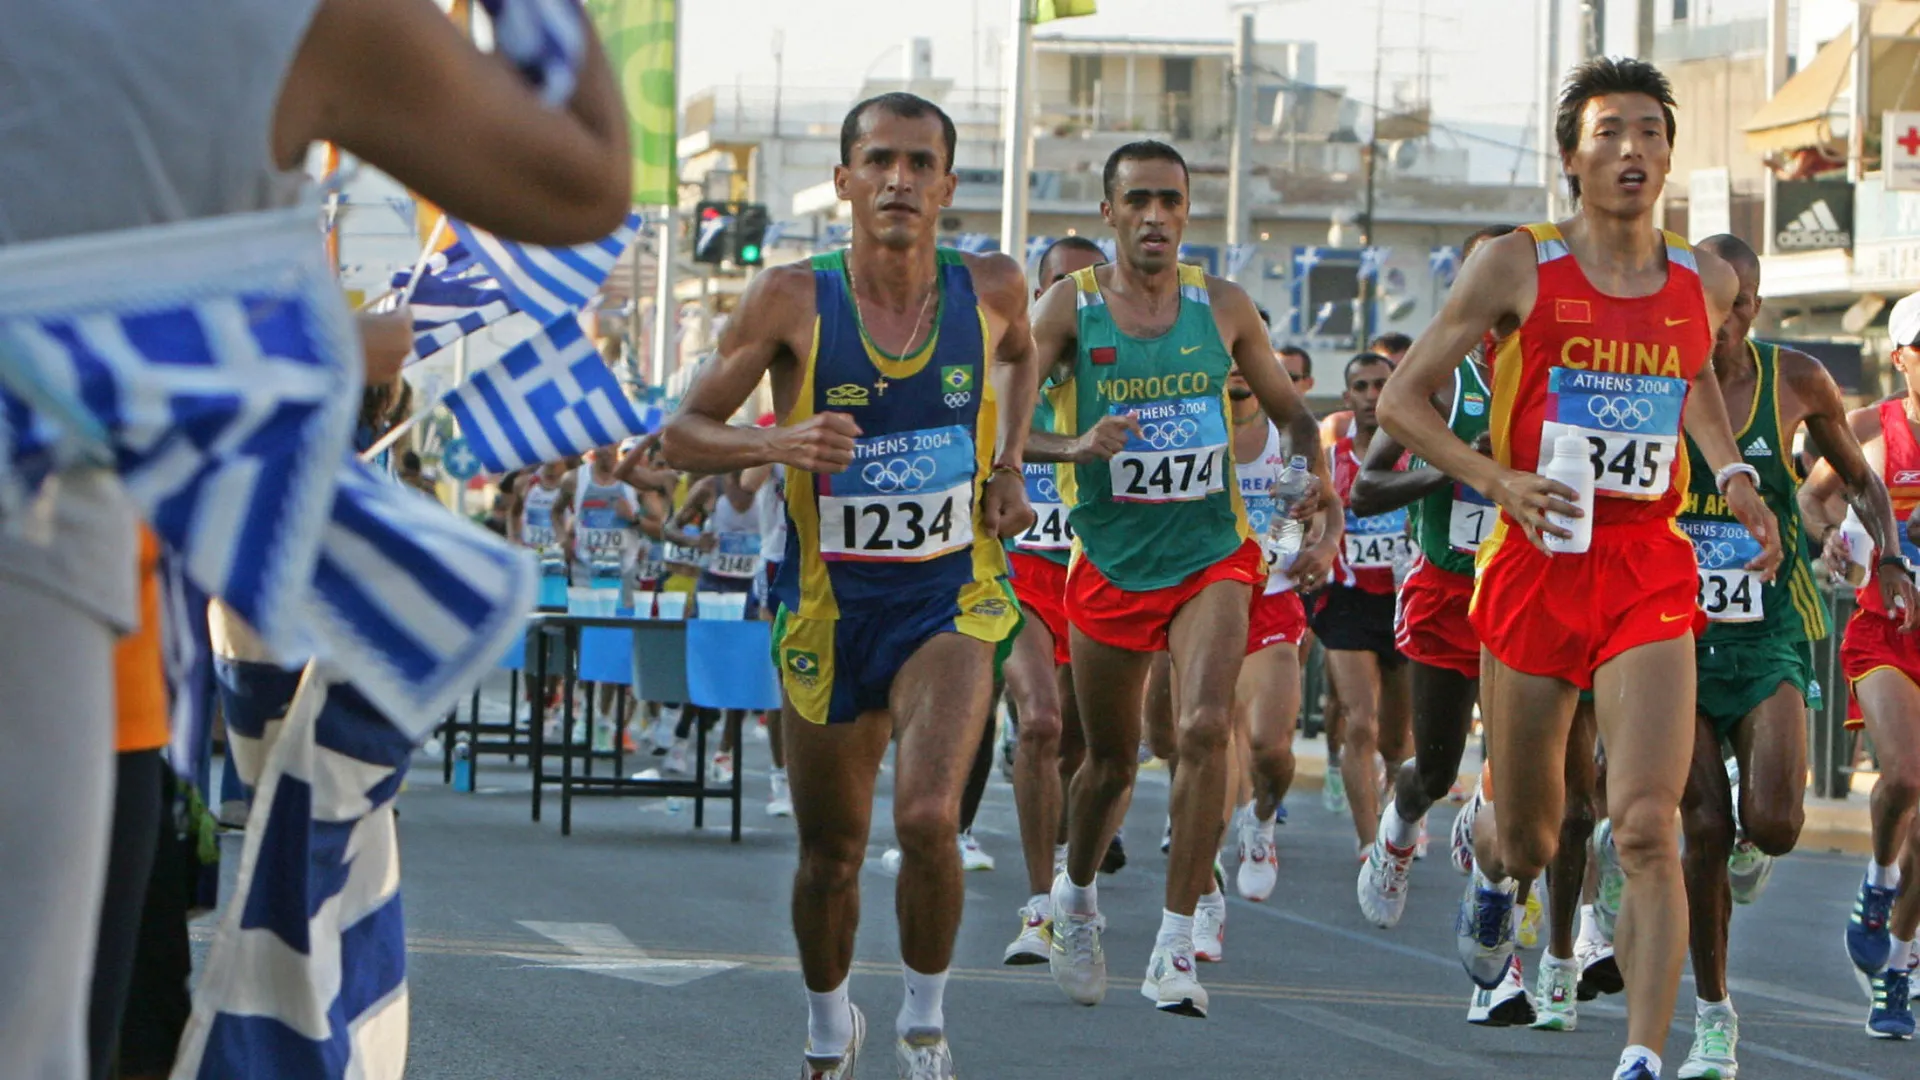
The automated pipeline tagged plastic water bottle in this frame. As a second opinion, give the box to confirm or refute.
[1541,434,1594,555]
[590,558,622,616]
[1269,455,1311,562]
[592,716,615,754]
[452,737,473,793]
[1838,508,1875,587]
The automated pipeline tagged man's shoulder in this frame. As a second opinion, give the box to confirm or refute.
[959,251,1028,314]
[741,261,820,317]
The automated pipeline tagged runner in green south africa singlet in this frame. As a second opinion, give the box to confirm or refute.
[1679,340,1828,733]
[1409,357,1496,578]
[1049,264,1252,590]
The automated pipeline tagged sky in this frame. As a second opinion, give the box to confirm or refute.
[677,0,1549,178]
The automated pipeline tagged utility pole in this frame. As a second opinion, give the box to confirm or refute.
[1540,0,1562,220]
[1357,0,1385,347]
[999,0,1034,267]
[1226,9,1255,283]
[1762,0,1788,256]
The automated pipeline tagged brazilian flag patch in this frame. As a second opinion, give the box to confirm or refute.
[784,649,821,686]
[941,365,973,393]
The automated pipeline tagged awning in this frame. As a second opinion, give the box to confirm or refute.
[1745,1,1920,156]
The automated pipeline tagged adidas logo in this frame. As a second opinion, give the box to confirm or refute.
[1744,436,1773,457]
[1776,199,1851,250]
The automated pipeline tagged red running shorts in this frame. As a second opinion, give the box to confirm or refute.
[1009,550,1073,668]
[1470,516,1703,691]
[1841,607,1920,731]
[1067,539,1266,655]
[1395,560,1480,678]
[1248,588,1308,655]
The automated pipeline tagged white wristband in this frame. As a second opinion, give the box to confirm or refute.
[1715,462,1760,495]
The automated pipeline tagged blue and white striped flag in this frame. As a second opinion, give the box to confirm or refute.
[478,0,587,107]
[450,212,641,325]
[444,314,647,474]
[159,551,216,791]
[393,244,518,362]
[0,207,361,661]
[171,665,416,1080]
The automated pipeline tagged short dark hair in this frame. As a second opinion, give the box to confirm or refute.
[840,92,957,172]
[1102,140,1189,201]
[1461,224,1517,261]
[1555,57,1676,200]
[1037,235,1106,283]
[401,450,422,471]
[1278,345,1312,378]
[1344,352,1394,386]
[1699,233,1759,280]
[1367,332,1413,356]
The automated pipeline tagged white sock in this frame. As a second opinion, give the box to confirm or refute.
[1382,803,1421,849]
[1615,1046,1662,1079]
[1696,995,1732,1017]
[1198,882,1225,910]
[1890,938,1917,974]
[1156,908,1195,950]
[1544,952,1578,972]
[1027,892,1051,920]
[1578,904,1606,947]
[897,966,948,1036]
[806,982,853,1057]
[1061,876,1097,915]
[1868,859,1903,890]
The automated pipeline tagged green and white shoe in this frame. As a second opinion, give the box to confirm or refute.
[1529,955,1579,1031]
[1677,1002,1739,1078]
[1592,819,1624,941]
[1323,765,1349,814]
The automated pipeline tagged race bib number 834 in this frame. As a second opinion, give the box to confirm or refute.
[1683,519,1763,622]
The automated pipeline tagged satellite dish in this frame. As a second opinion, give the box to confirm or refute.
[1387,139,1420,171]
[1384,294,1418,322]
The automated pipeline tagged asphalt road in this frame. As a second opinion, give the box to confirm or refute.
[370,724,1911,1080]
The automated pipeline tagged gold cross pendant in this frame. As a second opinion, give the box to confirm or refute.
[874,377,889,396]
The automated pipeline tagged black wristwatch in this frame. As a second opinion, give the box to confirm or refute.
[1879,554,1908,573]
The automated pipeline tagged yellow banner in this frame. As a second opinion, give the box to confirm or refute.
[586,0,678,206]
[1035,0,1096,22]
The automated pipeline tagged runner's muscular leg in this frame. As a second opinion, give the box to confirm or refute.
[1144,651,1178,765]
[1240,644,1302,821]
[1548,702,1598,959]
[1680,710,1736,1002]
[1731,682,1808,857]
[1165,580,1254,913]
[785,699,893,992]
[1592,635,1697,1057]
[1057,668,1085,844]
[1391,662,1477,825]
[1479,653,1580,883]
[1856,670,1920,939]
[1007,607,1067,896]
[890,633,998,975]
[1326,649,1386,845]
[1066,629,1152,886]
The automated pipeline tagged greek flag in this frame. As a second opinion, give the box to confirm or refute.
[1429,244,1462,287]
[1358,246,1390,282]
[392,244,517,362]
[450,212,641,325]
[0,206,361,661]
[170,665,416,1080]
[478,0,587,107]
[159,551,216,790]
[444,313,647,473]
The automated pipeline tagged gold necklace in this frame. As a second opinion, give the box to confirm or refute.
[848,263,935,358]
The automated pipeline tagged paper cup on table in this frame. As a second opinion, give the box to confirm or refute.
[695,591,726,619]
[630,591,657,619]
[567,586,593,614]
[655,591,689,620]
[724,594,750,620]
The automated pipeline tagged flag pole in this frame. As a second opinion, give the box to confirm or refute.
[998,0,1033,268]
[361,400,437,462]
[397,215,449,306]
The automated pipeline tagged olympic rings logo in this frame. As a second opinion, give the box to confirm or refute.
[1139,418,1200,450]
[1585,396,1656,431]
[943,392,972,409]
[1696,541,1737,568]
[1033,476,1061,503]
[861,456,939,493]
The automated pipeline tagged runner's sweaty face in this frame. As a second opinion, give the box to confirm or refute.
[1102,158,1188,275]
[1563,92,1670,219]
[1713,259,1762,365]
[1344,360,1392,433]
[834,109,957,251]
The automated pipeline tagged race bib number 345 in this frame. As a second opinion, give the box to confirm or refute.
[1540,369,1686,500]
[1109,396,1228,503]
[819,425,976,562]
[1683,519,1763,622]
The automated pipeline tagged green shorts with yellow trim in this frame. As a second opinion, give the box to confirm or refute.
[772,577,1022,725]
[1695,635,1819,738]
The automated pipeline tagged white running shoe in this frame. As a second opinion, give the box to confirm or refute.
[1048,873,1107,1006]
[1593,818,1624,941]
[895,1028,955,1079]
[1235,813,1279,902]
[1160,815,1173,854]
[707,750,735,786]
[664,739,691,776]
[768,770,793,818]
[1450,784,1482,875]
[1323,766,1349,814]
[1456,870,1519,989]
[1194,893,1227,963]
[1677,1001,1739,1079]
[1141,943,1209,1017]
[800,1003,865,1080]
[1003,901,1052,966]
[1466,955,1535,1026]
[1727,840,1775,906]
[1530,956,1579,1031]
[879,848,903,876]
[1357,826,1416,929]
[1414,813,1430,860]
[958,830,995,871]
[1575,938,1624,1001]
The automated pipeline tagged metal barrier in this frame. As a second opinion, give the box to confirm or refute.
[1807,580,1855,799]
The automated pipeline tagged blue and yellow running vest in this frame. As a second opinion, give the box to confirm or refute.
[772,249,1010,618]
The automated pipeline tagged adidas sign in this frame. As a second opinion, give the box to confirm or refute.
[1775,199,1851,251]
[1743,436,1773,458]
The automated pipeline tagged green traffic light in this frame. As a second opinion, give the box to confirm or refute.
[740,245,761,263]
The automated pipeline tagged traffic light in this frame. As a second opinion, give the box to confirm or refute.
[733,203,769,266]
[692,200,732,264]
